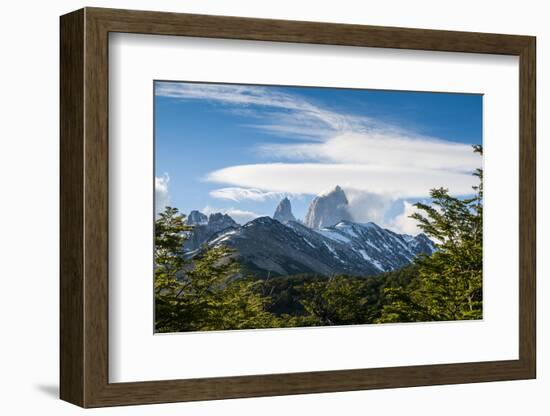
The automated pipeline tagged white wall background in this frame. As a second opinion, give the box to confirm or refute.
[0,0,545,414]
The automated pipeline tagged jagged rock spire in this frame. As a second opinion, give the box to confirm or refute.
[304,185,353,229]
[273,197,296,223]
[186,210,208,225]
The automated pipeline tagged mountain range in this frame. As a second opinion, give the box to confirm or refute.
[183,186,436,278]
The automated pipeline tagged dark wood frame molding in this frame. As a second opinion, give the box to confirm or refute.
[60,7,536,408]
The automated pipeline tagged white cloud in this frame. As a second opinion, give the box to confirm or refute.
[209,187,292,202]
[259,132,479,172]
[155,82,380,140]
[206,163,476,198]
[202,205,264,225]
[155,174,170,214]
[387,201,425,235]
[345,189,394,225]
[156,83,300,109]
[172,85,480,200]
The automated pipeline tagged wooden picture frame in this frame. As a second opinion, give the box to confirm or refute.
[60,7,536,408]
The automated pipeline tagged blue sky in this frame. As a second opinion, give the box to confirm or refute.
[154,81,482,234]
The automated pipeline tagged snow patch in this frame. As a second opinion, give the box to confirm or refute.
[357,249,384,271]
[323,242,344,262]
[209,230,238,245]
[335,223,360,238]
[316,229,351,244]
[302,237,316,248]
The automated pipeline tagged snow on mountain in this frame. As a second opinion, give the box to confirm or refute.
[197,216,436,278]
[206,216,380,277]
[316,221,436,272]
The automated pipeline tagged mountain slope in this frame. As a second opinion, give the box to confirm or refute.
[207,217,380,277]
[202,217,435,278]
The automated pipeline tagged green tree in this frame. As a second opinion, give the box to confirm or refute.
[154,207,277,332]
[379,145,483,323]
[298,276,372,326]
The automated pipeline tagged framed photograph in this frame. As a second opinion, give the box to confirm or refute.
[60,7,536,408]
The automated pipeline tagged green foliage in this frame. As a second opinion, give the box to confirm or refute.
[256,270,419,327]
[379,145,483,323]
[298,276,372,326]
[154,207,192,297]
